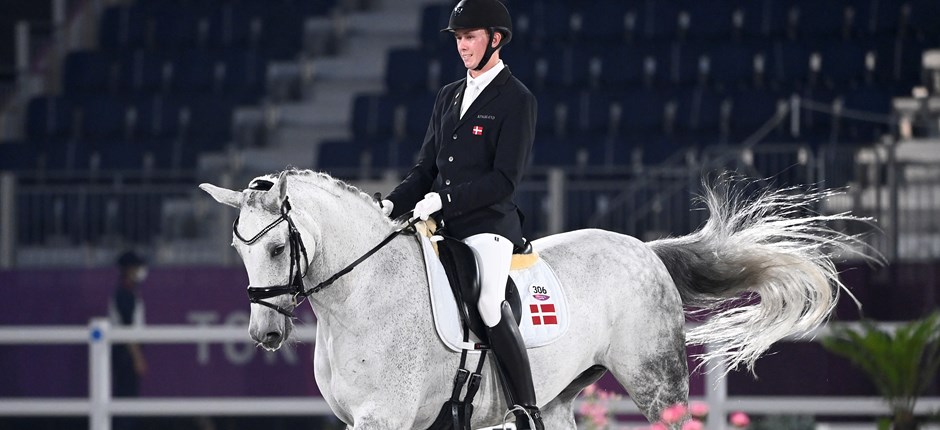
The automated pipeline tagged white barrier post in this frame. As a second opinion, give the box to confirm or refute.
[89,318,111,430]
[704,345,729,430]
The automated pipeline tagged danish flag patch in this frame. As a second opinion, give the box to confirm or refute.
[472,126,483,135]
[530,303,557,325]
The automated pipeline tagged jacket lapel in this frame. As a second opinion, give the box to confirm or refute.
[454,66,512,131]
[446,80,467,127]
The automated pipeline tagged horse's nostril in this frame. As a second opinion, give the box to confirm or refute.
[264,331,281,342]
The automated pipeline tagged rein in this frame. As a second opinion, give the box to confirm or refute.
[234,197,418,318]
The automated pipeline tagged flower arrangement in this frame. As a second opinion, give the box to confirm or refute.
[637,402,751,430]
[576,383,619,429]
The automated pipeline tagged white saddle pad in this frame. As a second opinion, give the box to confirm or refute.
[419,235,569,352]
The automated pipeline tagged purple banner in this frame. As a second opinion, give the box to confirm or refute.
[0,267,319,398]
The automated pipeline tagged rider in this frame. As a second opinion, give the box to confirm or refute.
[381,0,542,427]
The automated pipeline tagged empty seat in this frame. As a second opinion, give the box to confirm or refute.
[118,50,172,95]
[317,139,366,175]
[420,4,455,52]
[619,89,668,136]
[351,94,401,140]
[98,5,148,52]
[681,0,734,40]
[642,1,681,40]
[577,2,634,44]
[598,46,648,89]
[62,51,117,98]
[386,49,432,94]
[25,96,76,142]
[708,44,757,90]
[79,98,128,140]
[792,0,849,40]
[727,91,783,140]
[736,0,789,39]
[818,42,871,89]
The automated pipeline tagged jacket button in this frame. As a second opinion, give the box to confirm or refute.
[448,156,454,162]
[445,179,451,185]
[452,134,458,140]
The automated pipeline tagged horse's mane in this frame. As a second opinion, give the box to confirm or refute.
[247,168,395,227]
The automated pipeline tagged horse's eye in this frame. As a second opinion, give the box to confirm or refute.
[271,245,286,257]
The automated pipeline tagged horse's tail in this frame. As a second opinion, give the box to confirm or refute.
[647,176,874,374]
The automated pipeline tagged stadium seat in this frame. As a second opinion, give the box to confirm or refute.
[681,0,735,41]
[98,5,148,52]
[62,51,117,99]
[25,96,76,142]
[385,49,431,95]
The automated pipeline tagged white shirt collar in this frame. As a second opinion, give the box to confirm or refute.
[465,60,505,92]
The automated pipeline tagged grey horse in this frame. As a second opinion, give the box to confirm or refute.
[200,169,866,428]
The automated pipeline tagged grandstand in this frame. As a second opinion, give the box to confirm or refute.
[1,0,939,428]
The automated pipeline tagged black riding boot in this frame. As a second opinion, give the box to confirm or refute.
[486,301,544,430]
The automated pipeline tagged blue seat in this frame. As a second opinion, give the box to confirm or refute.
[118,50,171,95]
[207,3,266,50]
[186,97,234,148]
[220,51,268,103]
[852,0,904,37]
[98,5,148,52]
[62,51,116,98]
[92,140,146,171]
[727,91,783,141]
[642,1,680,40]
[768,41,811,90]
[541,48,593,89]
[838,87,892,143]
[674,89,725,136]
[386,49,431,94]
[737,0,789,39]
[528,2,574,45]
[259,9,304,60]
[906,0,940,40]
[170,53,220,95]
[674,43,708,86]
[420,4,454,52]
[708,44,757,90]
[598,46,647,89]
[793,0,848,40]
[149,4,201,52]
[531,135,579,167]
[819,42,870,90]
[0,141,38,172]
[79,98,128,140]
[565,91,615,137]
[133,96,185,139]
[577,2,634,44]
[404,94,435,138]
[681,0,734,40]
[317,139,366,178]
[25,96,76,142]
[351,94,401,141]
[619,88,668,136]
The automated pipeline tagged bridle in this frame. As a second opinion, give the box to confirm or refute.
[234,196,418,318]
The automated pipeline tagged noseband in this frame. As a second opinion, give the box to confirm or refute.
[234,196,418,318]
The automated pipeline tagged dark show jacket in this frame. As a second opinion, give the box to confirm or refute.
[387,66,537,248]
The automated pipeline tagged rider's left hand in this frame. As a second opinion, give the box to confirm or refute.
[414,192,442,221]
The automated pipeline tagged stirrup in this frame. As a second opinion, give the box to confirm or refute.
[501,404,542,430]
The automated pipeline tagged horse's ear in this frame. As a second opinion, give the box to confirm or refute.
[199,183,242,208]
[276,171,289,206]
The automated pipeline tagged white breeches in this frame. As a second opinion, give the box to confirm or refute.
[464,233,514,327]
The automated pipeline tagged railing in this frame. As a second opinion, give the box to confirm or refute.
[2,321,939,430]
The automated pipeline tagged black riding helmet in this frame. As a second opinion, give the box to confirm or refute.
[441,0,513,71]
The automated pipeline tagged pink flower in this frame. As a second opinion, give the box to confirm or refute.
[681,420,705,430]
[730,411,751,428]
[689,401,709,418]
[660,404,688,424]
[650,423,669,430]
[583,384,597,396]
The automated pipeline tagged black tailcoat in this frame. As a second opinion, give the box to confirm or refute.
[388,66,537,248]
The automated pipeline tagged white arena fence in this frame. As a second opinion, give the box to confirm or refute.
[2,320,939,430]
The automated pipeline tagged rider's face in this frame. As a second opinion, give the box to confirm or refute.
[454,28,496,70]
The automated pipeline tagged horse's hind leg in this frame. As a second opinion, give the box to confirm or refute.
[605,319,689,422]
[539,365,607,428]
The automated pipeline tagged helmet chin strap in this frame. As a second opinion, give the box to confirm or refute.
[473,28,498,71]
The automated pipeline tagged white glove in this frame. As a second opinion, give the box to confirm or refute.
[380,199,394,217]
[414,192,442,221]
